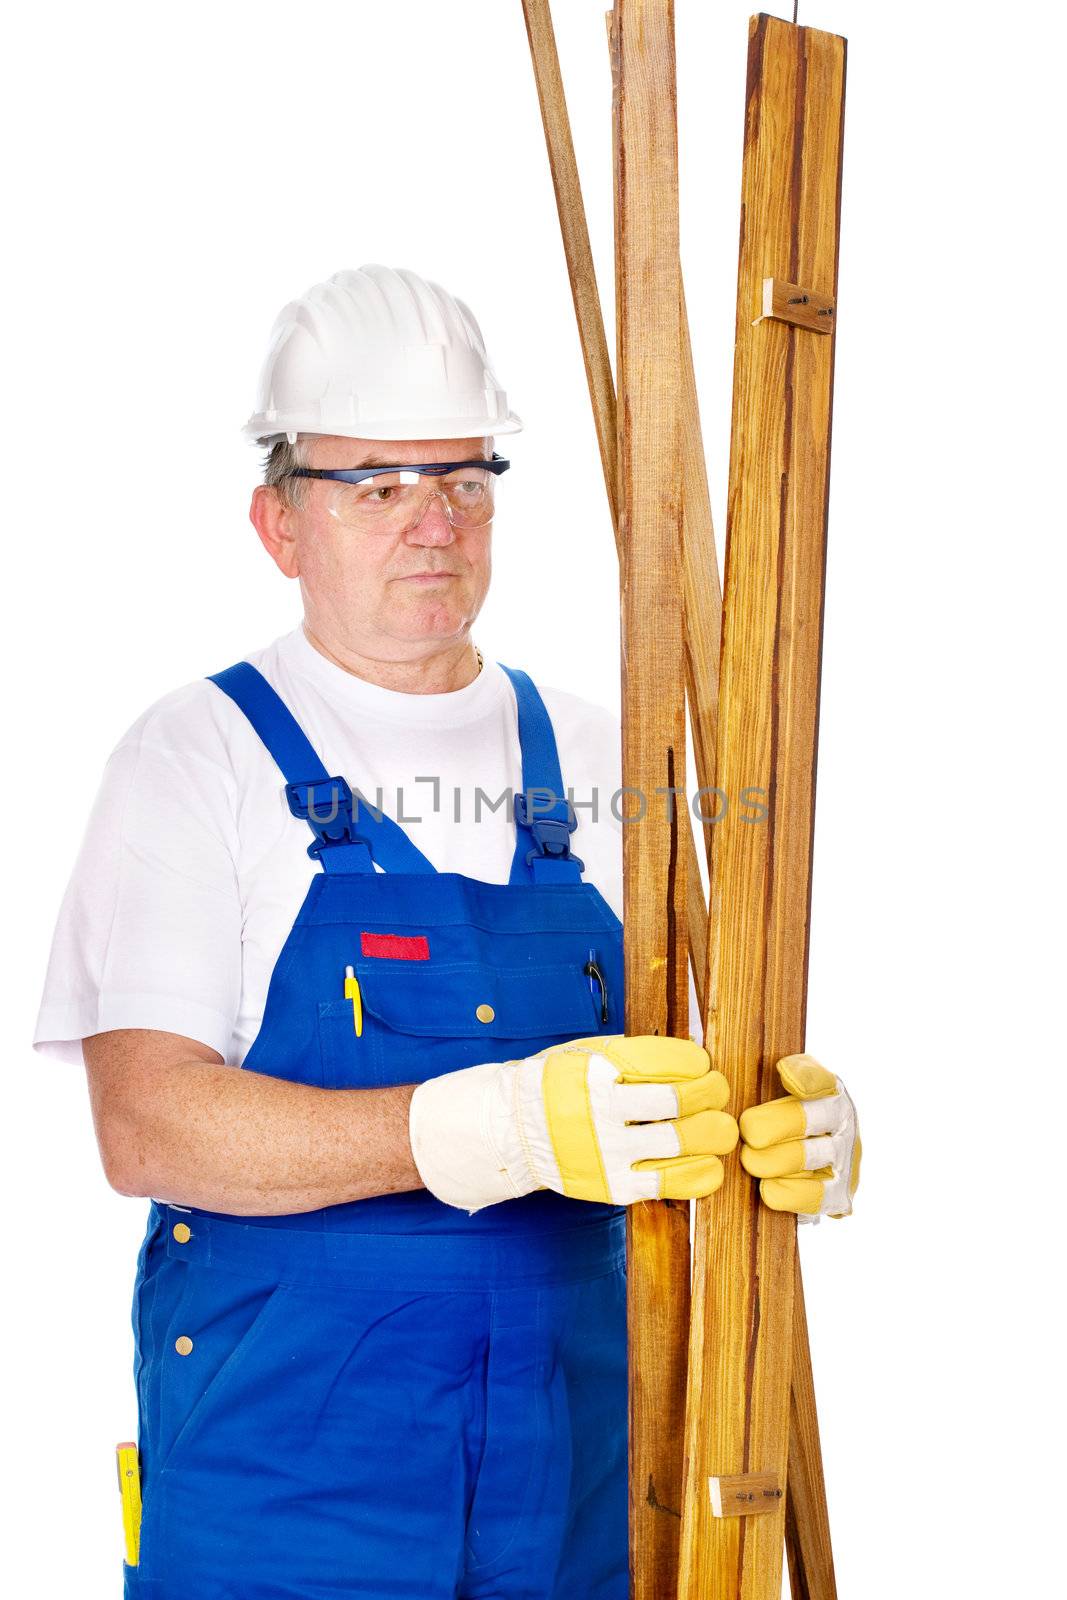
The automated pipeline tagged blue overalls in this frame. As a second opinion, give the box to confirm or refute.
[125,661,628,1600]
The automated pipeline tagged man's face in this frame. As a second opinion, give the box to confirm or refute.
[254,434,494,662]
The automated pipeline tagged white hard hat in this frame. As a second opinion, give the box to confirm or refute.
[244,264,523,443]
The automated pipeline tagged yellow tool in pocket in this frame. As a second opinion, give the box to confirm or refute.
[115,1441,142,1566]
[344,965,363,1037]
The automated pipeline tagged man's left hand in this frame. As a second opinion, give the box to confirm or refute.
[739,1054,861,1219]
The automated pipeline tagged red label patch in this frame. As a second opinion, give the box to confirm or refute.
[360,932,430,961]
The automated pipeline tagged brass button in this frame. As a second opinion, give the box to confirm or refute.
[174,1336,194,1356]
[172,1223,192,1244]
[475,1003,495,1024]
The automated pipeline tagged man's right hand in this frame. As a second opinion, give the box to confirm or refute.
[408,1034,739,1214]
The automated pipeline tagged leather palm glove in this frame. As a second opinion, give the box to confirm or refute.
[409,1034,739,1213]
[739,1053,861,1219]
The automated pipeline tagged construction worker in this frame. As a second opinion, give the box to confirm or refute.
[34,265,860,1600]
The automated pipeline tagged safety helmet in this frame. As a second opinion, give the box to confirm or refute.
[243,264,523,443]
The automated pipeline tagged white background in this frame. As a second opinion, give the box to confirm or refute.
[3,1,1063,1593]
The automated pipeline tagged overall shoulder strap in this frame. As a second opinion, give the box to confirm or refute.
[498,664,584,885]
[208,662,436,876]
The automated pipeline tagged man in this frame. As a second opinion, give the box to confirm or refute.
[34,265,860,1600]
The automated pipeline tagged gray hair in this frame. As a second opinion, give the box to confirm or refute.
[257,434,312,509]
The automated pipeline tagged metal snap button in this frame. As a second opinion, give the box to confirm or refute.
[172,1223,192,1244]
[475,1004,495,1024]
[174,1336,194,1356]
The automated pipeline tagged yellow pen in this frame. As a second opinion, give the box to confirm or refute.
[344,965,363,1037]
[115,1441,142,1566]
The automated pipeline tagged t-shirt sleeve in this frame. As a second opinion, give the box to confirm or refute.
[33,722,243,1065]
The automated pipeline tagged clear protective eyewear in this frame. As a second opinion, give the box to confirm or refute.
[285,453,510,534]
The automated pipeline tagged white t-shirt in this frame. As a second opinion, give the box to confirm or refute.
[34,627,652,1067]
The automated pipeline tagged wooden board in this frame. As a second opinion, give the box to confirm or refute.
[786,1253,838,1599]
[677,15,847,1600]
[610,4,689,1595]
[519,0,619,531]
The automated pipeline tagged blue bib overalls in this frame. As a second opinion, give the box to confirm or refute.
[124,662,629,1600]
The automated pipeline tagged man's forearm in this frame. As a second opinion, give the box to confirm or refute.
[85,1034,422,1214]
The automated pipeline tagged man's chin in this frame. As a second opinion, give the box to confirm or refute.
[381,612,477,649]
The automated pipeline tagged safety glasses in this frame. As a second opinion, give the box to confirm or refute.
[285,453,510,533]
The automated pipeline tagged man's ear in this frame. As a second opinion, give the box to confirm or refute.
[250,485,300,578]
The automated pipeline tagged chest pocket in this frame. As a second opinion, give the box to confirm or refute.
[318,959,616,1090]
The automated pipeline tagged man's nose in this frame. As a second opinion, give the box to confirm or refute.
[406,490,456,545]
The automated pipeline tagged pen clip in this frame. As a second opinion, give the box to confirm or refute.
[583,951,609,1026]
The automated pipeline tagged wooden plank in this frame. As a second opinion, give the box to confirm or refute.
[678,274,722,841]
[520,0,620,531]
[611,4,689,1595]
[520,10,840,1594]
[785,1252,839,1600]
[677,15,847,1600]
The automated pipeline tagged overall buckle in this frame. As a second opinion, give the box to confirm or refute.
[285,777,369,860]
[514,792,584,868]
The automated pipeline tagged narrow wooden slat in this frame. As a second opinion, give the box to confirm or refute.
[678,274,721,856]
[520,0,620,529]
[686,825,709,1005]
[611,4,689,1595]
[678,16,847,1600]
[785,1253,838,1600]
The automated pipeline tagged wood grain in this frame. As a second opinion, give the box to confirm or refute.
[612,4,689,1595]
[677,15,847,1600]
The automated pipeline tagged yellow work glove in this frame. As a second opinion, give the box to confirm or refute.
[409,1034,739,1213]
[739,1054,861,1219]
